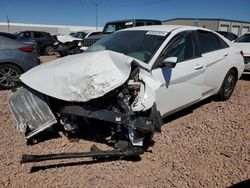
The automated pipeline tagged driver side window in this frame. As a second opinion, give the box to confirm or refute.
[161,31,199,63]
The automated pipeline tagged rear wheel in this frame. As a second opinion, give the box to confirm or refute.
[217,69,237,101]
[0,64,22,89]
[45,46,55,55]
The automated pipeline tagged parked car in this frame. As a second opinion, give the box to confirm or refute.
[81,19,162,49]
[8,25,244,162]
[54,31,102,57]
[15,31,57,55]
[71,31,102,39]
[0,32,40,56]
[0,35,40,89]
[216,31,238,41]
[234,32,250,74]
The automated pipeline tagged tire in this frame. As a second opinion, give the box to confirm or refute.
[217,69,237,101]
[59,52,67,57]
[44,46,55,55]
[0,64,22,89]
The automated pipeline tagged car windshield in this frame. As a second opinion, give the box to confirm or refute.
[86,30,168,63]
[235,33,250,42]
[102,21,134,34]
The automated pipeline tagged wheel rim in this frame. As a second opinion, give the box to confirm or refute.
[223,74,235,98]
[46,47,54,55]
[0,67,19,87]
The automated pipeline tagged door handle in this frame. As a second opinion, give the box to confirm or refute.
[223,53,229,57]
[194,64,204,70]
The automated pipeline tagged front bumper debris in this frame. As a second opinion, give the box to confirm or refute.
[8,87,57,139]
[21,145,144,163]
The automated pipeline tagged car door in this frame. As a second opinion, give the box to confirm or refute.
[196,30,231,97]
[151,31,205,116]
[33,32,44,47]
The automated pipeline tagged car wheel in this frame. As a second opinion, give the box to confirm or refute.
[45,46,55,55]
[217,69,237,101]
[59,52,67,57]
[0,64,22,89]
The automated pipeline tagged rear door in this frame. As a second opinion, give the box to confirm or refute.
[151,31,205,116]
[196,30,231,98]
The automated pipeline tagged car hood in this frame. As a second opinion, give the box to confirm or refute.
[234,43,250,56]
[84,34,108,40]
[20,50,134,102]
[57,35,82,43]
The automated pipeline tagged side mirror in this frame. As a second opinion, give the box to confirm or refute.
[161,57,177,68]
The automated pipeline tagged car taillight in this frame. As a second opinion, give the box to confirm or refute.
[19,45,35,53]
[240,51,244,57]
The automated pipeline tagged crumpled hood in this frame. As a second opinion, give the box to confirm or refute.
[20,51,133,102]
[57,35,82,43]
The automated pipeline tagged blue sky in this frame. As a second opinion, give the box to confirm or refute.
[0,0,249,26]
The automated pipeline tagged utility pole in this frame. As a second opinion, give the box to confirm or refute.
[86,0,100,30]
[94,2,98,30]
[6,14,10,32]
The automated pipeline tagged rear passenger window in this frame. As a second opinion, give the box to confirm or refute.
[20,32,31,38]
[197,30,227,54]
[34,32,42,38]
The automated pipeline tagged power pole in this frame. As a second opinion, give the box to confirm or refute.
[6,14,10,32]
[86,0,100,30]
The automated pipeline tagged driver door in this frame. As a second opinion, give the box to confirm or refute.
[151,31,205,116]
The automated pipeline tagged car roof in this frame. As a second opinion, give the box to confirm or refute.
[19,30,48,33]
[105,19,161,24]
[0,32,17,38]
[121,25,212,33]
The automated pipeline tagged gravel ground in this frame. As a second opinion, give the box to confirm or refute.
[0,56,249,188]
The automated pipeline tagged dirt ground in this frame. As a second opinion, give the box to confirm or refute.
[0,55,249,188]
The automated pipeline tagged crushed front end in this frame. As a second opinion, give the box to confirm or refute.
[8,52,163,163]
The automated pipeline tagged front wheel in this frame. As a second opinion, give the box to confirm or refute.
[44,46,55,55]
[217,69,237,101]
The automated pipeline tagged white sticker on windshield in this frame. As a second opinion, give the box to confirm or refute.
[125,21,134,26]
[146,31,168,36]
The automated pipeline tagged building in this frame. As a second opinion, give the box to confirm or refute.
[0,22,103,35]
[163,18,250,36]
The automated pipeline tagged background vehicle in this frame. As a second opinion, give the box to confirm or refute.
[216,31,238,41]
[8,25,244,162]
[71,31,102,39]
[16,31,57,55]
[81,19,162,48]
[0,35,40,89]
[234,32,250,74]
[54,31,102,57]
[0,32,40,55]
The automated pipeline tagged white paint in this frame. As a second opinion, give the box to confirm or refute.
[131,69,162,112]
[56,35,82,43]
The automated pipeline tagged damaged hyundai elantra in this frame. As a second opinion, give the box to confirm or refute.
[8,25,244,163]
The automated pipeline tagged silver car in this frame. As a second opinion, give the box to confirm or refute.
[0,35,40,89]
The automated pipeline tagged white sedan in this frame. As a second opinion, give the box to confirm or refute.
[9,25,245,151]
[234,32,250,74]
[84,25,245,117]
